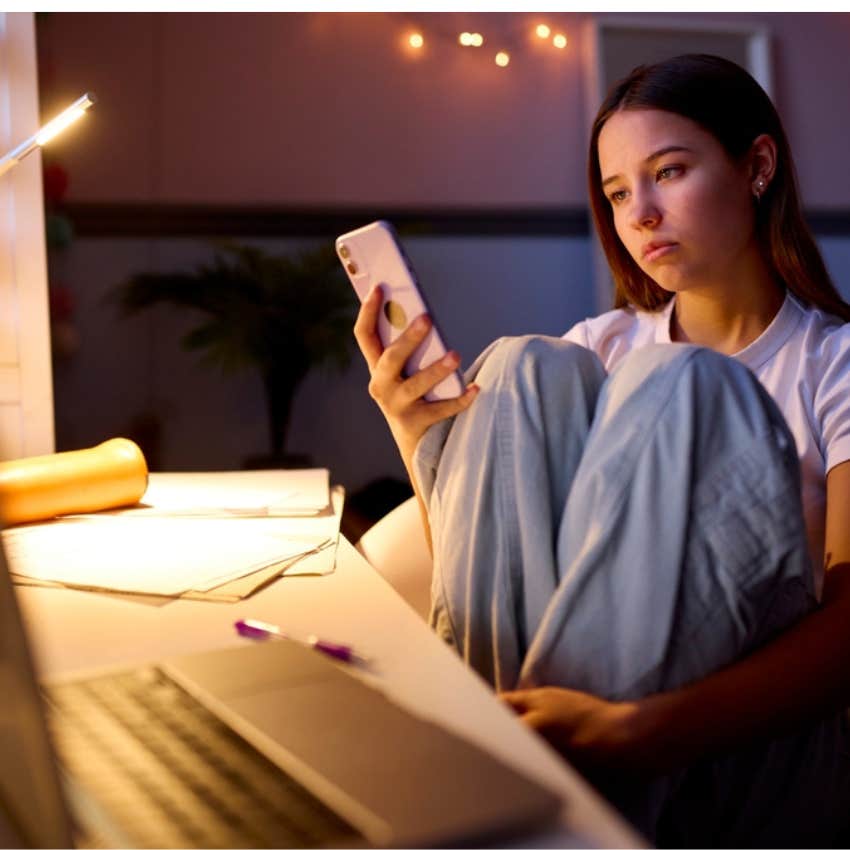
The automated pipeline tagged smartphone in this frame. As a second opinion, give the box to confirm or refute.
[336,220,465,402]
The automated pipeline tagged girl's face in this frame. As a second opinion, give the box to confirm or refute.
[597,108,758,295]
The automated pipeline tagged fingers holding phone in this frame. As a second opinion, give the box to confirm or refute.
[338,221,466,402]
[353,285,428,388]
[340,222,477,448]
[352,285,386,372]
[357,291,477,451]
[371,311,434,397]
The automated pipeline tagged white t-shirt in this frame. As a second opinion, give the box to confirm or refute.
[563,292,850,597]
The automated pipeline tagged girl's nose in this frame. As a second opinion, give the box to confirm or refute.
[630,189,661,230]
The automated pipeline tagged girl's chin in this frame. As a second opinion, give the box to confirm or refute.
[648,272,694,295]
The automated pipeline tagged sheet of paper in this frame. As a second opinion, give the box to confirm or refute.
[277,487,344,578]
[2,518,322,596]
[7,487,345,601]
[131,469,330,516]
[191,486,345,592]
[183,537,339,603]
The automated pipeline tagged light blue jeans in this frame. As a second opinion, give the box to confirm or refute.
[413,336,850,847]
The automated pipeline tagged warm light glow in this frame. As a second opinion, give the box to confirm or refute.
[36,107,87,146]
[459,32,484,47]
[552,33,567,49]
[495,51,510,67]
[536,24,551,39]
[0,92,96,179]
[36,93,96,146]
[408,32,424,49]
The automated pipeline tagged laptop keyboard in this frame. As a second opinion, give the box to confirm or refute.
[43,667,363,848]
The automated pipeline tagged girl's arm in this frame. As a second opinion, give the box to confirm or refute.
[353,286,478,555]
[501,460,850,779]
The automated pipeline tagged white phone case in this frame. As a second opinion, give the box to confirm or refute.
[336,220,465,401]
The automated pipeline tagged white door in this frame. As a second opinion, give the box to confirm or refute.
[0,12,54,459]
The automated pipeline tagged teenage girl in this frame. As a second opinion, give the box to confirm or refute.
[354,54,850,845]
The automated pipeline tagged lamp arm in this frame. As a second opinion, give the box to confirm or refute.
[0,92,96,179]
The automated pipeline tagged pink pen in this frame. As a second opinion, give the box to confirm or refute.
[234,618,367,664]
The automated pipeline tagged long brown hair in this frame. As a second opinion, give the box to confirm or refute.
[587,54,850,321]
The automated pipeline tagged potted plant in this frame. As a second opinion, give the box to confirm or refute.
[114,240,356,467]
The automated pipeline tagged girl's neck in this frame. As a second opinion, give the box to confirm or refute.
[669,263,785,356]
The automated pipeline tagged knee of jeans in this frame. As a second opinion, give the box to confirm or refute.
[611,343,752,402]
[476,335,603,390]
[616,342,694,376]
[609,343,795,471]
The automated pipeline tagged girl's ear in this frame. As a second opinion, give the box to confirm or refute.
[748,133,778,195]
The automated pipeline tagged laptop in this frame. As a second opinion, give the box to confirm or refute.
[0,535,561,848]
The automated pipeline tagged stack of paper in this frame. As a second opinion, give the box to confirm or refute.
[137,468,332,517]
[6,469,344,602]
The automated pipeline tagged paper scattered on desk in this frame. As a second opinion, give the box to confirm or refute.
[5,469,344,601]
[133,468,330,516]
[3,518,322,596]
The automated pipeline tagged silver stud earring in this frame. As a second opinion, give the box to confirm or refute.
[754,178,766,199]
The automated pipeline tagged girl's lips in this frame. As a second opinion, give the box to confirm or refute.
[643,243,678,263]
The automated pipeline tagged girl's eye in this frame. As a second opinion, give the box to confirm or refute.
[657,165,682,181]
[609,189,628,205]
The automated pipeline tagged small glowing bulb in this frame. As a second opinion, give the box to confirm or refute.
[553,33,567,49]
[495,51,510,67]
[408,32,424,49]
[459,32,483,47]
[536,24,551,39]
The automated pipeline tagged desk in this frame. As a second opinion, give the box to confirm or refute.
[16,534,643,848]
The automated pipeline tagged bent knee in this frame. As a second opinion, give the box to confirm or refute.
[611,343,756,401]
[476,335,604,388]
[606,344,790,451]
[616,342,731,377]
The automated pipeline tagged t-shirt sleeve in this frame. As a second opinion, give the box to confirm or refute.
[816,330,850,473]
[562,319,590,349]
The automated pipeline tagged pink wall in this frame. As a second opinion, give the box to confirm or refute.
[764,12,850,209]
[37,12,584,207]
[36,12,850,209]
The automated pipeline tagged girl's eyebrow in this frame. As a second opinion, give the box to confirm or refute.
[601,145,694,189]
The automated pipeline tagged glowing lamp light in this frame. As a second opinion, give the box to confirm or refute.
[495,51,510,68]
[0,93,96,178]
[553,33,568,49]
[536,24,551,39]
[408,32,424,49]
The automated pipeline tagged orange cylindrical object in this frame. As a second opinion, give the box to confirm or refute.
[0,438,149,526]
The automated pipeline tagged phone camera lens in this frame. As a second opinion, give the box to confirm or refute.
[346,262,358,275]
[339,244,350,259]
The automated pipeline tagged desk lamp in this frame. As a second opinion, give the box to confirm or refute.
[0,92,95,178]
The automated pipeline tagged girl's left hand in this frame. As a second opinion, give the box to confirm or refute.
[498,687,653,781]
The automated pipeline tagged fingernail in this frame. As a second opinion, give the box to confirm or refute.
[413,315,430,332]
[442,352,459,368]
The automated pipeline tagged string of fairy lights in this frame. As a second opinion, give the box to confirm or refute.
[401,20,568,69]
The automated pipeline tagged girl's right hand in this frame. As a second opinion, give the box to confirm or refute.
[353,286,478,462]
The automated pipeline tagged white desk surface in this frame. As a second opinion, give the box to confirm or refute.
[16,535,643,848]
